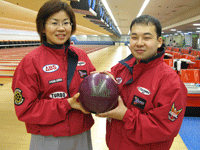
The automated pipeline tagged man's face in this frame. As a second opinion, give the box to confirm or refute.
[129,24,162,61]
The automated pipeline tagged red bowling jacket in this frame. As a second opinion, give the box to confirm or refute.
[12,42,96,137]
[106,48,187,150]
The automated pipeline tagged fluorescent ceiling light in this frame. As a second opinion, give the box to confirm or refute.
[193,23,200,26]
[171,29,176,31]
[137,0,150,17]
[128,0,150,34]
[188,32,192,33]
[177,31,182,33]
[101,0,122,35]
[196,31,200,32]
[0,28,38,36]
[197,28,200,29]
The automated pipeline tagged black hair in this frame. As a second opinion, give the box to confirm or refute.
[130,15,162,38]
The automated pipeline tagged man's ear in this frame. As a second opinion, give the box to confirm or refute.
[157,37,163,48]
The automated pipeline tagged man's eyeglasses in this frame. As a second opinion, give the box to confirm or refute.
[46,22,73,28]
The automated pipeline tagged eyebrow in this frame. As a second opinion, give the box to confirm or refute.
[50,18,70,21]
[131,32,153,36]
[144,32,153,36]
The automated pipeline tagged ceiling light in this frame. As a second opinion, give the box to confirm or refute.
[177,31,182,33]
[128,0,150,34]
[197,28,200,29]
[171,29,176,31]
[137,0,150,17]
[101,0,122,35]
[193,24,200,26]
[196,31,200,32]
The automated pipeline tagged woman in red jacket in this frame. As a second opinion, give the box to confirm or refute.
[97,15,187,150]
[12,0,95,149]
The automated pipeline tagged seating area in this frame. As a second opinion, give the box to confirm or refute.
[165,46,198,60]
[164,46,200,84]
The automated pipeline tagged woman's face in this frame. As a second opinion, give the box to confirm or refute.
[43,10,72,45]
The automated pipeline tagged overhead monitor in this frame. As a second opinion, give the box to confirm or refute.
[70,0,97,16]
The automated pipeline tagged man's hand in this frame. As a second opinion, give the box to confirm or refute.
[68,93,90,114]
[99,70,118,84]
[96,96,127,120]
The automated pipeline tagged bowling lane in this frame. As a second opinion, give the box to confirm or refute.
[88,45,188,150]
[88,45,131,71]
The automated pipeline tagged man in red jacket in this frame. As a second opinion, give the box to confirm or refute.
[97,15,187,150]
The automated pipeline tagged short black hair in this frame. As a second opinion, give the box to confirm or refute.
[130,15,162,38]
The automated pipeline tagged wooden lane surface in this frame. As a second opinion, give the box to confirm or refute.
[0,66,16,71]
[0,46,188,150]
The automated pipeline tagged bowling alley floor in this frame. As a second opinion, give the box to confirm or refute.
[0,45,199,150]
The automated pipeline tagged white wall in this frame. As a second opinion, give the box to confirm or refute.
[0,28,40,41]
[185,34,192,47]
[0,28,131,43]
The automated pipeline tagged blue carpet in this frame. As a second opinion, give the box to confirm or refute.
[179,117,200,150]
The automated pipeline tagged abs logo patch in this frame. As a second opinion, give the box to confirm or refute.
[132,95,146,110]
[43,64,59,73]
[49,92,67,99]
[14,88,25,106]
[77,61,86,66]
[168,103,182,122]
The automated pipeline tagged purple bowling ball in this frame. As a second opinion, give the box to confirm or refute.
[78,73,119,114]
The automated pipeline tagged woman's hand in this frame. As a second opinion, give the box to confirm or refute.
[68,93,90,114]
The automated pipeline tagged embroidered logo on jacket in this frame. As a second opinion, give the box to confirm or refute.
[78,70,88,78]
[137,87,150,95]
[77,61,86,66]
[168,103,182,122]
[49,78,63,84]
[116,77,122,84]
[132,95,146,110]
[43,64,59,73]
[14,88,25,106]
[49,92,67,99]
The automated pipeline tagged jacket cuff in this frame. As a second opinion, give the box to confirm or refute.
[122,109,134,123]
[64,99,72,112]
